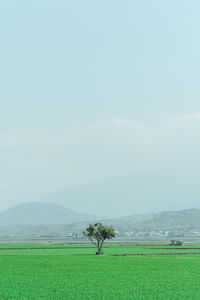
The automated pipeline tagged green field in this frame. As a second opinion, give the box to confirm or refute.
[1,243,200,299]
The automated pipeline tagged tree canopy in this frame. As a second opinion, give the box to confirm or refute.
[83,223,115,254]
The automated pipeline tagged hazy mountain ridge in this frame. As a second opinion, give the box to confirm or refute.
[43,175,200,217]
[0,203,200,238]
[60,208,200,239]
[142,208,200,230]
[0,202,96,226]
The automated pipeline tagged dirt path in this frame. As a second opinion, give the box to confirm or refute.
[109,252,200,256]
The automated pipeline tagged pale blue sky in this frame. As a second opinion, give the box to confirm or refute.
[1,1,200,215]
[1,0,200,129]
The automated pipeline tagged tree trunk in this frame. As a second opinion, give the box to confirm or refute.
[96,240,101,254]
[96,240,103,255]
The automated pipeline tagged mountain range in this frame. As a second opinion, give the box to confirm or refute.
[0,202,96,226]
[1,202,200,235]
[42,175,200,217]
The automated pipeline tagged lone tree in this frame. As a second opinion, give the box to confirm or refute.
[83,223,115,254]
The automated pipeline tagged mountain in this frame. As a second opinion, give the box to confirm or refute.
[56,208,200,236]
[43,174,200,217]
[0,202,96,226]
[142,208,200,231]
[43,177,159,217]
[115,213,153,223]
[0,206,200,237]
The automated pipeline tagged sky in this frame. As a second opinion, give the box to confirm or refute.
[1,0,200,216]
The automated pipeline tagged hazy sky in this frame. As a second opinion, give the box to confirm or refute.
[1,1,200,215]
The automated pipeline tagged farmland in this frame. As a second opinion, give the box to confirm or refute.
[1,243,200,299]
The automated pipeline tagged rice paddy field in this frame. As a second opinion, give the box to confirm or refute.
[1,242,200,299]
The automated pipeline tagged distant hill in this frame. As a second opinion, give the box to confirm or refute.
[142,209,200,231]
[57,208,200,235]
[115,213,153,223]
[43,177,158,217]
[0,202,96,226]
[43,175,200,217]
[0,204,200,237]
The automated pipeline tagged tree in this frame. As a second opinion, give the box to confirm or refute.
[83,223,115,254]
[169,240,183,246]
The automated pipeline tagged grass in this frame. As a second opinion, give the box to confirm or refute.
[0,243,200,299]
